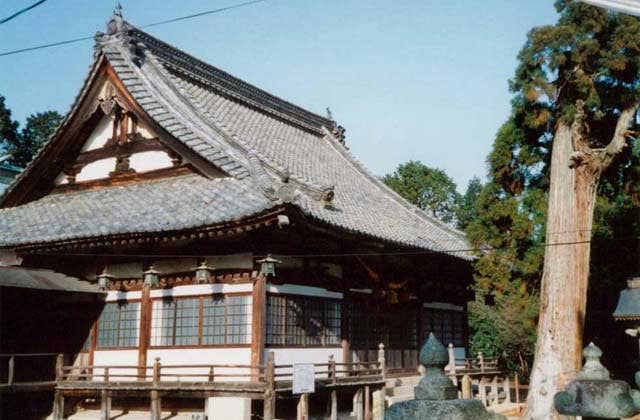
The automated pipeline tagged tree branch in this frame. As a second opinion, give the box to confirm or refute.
[600,99,640,170]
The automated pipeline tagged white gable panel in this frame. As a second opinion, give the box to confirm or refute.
[130,151,173,172]
[81,114,114,152]
[76,158,117,182]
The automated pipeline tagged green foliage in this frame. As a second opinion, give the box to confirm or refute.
[456,177,483,230]
[6,110,63,168]
[0,95,19,157]
[467,0,640,378]
[469,290,539,378]
[383,161,461,224]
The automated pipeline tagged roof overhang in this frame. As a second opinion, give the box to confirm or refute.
[0,267,104,294]
[579,0,640,16]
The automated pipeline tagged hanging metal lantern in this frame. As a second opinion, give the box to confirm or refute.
[257,254,281,277]
[97,267,114,291]
[195,261,214,284]
[143,265,160,287]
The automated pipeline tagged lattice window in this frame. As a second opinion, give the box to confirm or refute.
[151,299,176,346]
[202,295,226,345]
[175,298,199,346]
[347,301,418,350]
[226,295,252,344]
[266,294,342,347]
[422,308,466,347]
[97,301,140,348]
[266,295,286,345]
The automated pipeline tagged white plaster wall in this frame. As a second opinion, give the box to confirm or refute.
[266,348,343,366]
[207,397,251,420]
[92,350,139,381]
[129,151,173,172]
[54,172,68,185]
[147,348,252,382]
[150,283,253,299]
[267,283,342,299]
[75,157,116,182]
[81,114,113,152]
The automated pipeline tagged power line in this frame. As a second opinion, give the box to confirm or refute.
[0,0,48,25]
[0,0,268,57]
[22,237,599,259]
[142,0,267,28]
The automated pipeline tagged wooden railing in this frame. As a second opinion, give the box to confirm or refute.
[0,353,59,391]
[60,360,264,383]
[54,352,387,420]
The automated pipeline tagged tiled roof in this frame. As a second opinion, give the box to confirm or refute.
[0,175,273,247]
[0,13,471,258]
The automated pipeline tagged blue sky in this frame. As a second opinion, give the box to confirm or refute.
[0,0,558,191]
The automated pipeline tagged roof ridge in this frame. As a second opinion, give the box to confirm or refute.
[124,24,335,134]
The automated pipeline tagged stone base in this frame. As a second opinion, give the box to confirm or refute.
[384,399,506,420]
[206,397,251,420]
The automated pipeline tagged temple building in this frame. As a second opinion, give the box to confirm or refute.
[0,8,473,419]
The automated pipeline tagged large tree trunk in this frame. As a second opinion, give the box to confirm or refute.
[522,101,638,420]
[521,121,597,420]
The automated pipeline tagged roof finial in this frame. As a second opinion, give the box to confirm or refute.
[106,2,125,35]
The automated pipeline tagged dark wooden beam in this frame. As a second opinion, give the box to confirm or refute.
[52,165,195,194]
[75,137,167,167]
[251,274,267,377]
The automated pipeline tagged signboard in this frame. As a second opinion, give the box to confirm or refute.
[292,363,315,394]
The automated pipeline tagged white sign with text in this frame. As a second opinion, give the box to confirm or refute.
[292,363,315,394]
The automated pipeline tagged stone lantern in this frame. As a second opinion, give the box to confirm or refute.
[554,342,640,419]
[143,265,160,288]
[385,333,505,420]
[195,261,214,284]
[614,277,640,358]
[96,267,114,291]
[257,254,281,277]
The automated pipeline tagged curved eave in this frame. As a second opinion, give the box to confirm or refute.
[6,206,288,254]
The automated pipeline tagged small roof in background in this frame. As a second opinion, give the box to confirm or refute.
[0,266,104,294]
[614,278,640,320]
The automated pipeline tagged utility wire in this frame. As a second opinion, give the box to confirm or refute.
[0,0,268,57]
[23,237,600,259]
[0,0,48,25]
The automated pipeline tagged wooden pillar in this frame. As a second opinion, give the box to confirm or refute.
[490,376,499,405]
[150,390,161,420]
[7,356,14,385]
[88,321,97,368]
[138,284,152,379]
[364,385,371,420]
[503,375,511,403]
[329,390,338,420]
[297,393,309,420]
[353,388,364,420]
[478,377,487,406]
[150,357,161,419]
[461,374,472,399]
[372,388,384,420]
[342,338,351,375]
[52,390,64,420]
[263,352,275,420]
[100,389,111,420]
[251,274,267,378]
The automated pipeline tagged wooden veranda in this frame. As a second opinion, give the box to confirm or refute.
[53,350,387,420]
